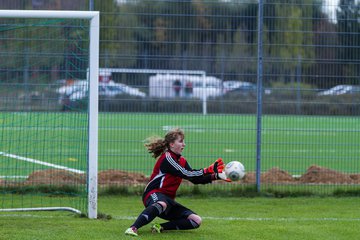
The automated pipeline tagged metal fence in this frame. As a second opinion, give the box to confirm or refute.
[1,0,359,194]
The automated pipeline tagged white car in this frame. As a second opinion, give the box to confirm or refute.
[106,82,146,98]
[223,80,271,95]
[57,80,146,101]
[317,85,360,96]
[98,82,144,98]
[56,80,88,96]
[223,81,253,94]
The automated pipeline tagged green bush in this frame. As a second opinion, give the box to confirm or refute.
[93,89,360,116]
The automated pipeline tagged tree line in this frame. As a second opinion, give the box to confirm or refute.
[95,0,360,88]
[0,0,358,89]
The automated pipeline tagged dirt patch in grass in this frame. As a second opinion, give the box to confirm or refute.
[299,165,356,184]
[241,165,360,184]
[261,167,295,183]
[1,165,359,187]
[98,169,148,186]
[241,167,295,184]
[26,169,86,186]
[350,174,360,182]
[23,169,148,186]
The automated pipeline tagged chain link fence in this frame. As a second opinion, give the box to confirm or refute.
[1,0,359,194]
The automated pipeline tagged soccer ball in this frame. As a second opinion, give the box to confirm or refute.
[225,161,245,181]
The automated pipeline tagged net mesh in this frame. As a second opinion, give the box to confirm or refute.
[0,17,91,214]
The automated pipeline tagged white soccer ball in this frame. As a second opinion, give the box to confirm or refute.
[225,161,245,181]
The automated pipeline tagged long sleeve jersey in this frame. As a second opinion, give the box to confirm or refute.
[142,150,213,204]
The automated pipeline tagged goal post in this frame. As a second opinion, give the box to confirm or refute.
[0,10,99,219]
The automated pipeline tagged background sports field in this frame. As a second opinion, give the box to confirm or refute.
[1,112,359,178]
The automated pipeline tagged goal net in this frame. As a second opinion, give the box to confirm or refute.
[0,10,99,218]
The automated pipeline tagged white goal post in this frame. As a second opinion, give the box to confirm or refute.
[0,10,99,219]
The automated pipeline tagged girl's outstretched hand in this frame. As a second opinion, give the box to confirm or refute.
[203,158,224,174]
[216,171,231,182]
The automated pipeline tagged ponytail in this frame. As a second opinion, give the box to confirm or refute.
[144,128,184,159]
[144,136,167,158]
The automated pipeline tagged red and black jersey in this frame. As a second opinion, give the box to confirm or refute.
[142,150,213,204]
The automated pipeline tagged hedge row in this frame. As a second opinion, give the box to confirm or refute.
[98,93,360,115]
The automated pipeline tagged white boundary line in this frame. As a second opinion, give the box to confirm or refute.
[111,216,360,222]
[1,214,360,222]
[202,216,360,222]
[0,152,84,174]
[0,207,81,214]
[0,176,28,179]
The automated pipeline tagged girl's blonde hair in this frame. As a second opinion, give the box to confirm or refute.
[145,128,184,158]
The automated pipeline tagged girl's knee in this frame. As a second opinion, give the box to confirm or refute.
[157,201,167,211]
[188,214,202,227]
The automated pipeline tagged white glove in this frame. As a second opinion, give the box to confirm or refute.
[217,172,231,182]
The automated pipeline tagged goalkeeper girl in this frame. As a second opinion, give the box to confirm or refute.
[125,127,228,236]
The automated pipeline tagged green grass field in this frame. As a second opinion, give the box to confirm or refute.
[1,112,359,177]
[1,195,359,240]
[1,112,360,239]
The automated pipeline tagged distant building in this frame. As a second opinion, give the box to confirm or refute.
[149,74,223,99]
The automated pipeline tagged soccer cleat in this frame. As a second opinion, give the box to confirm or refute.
[151,223,163,233]
[125,227,138,237]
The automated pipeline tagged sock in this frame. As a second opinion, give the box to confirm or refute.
[131,203,164,229]
[161,218,199,230]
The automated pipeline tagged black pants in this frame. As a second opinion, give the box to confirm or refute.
[145,192,196,221]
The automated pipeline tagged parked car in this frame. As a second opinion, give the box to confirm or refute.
[56,80,88,96]
[317,85,360,96]
[223,81,255,94]
[223,81,271,95]
[57,80,146,110]
[57,80,145,99]
[98,81,146,98]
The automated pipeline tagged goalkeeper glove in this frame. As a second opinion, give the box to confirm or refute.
[215,171,231,182]
[203,158,224,174]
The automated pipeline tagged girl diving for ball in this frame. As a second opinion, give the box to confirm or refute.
[125,127,229,236]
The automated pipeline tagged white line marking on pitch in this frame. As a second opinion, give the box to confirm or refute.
[1,214,360,222]
[112,216,360,222]
[202,216,360,222]
[0,152,84,174]
[0,176,28,179]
